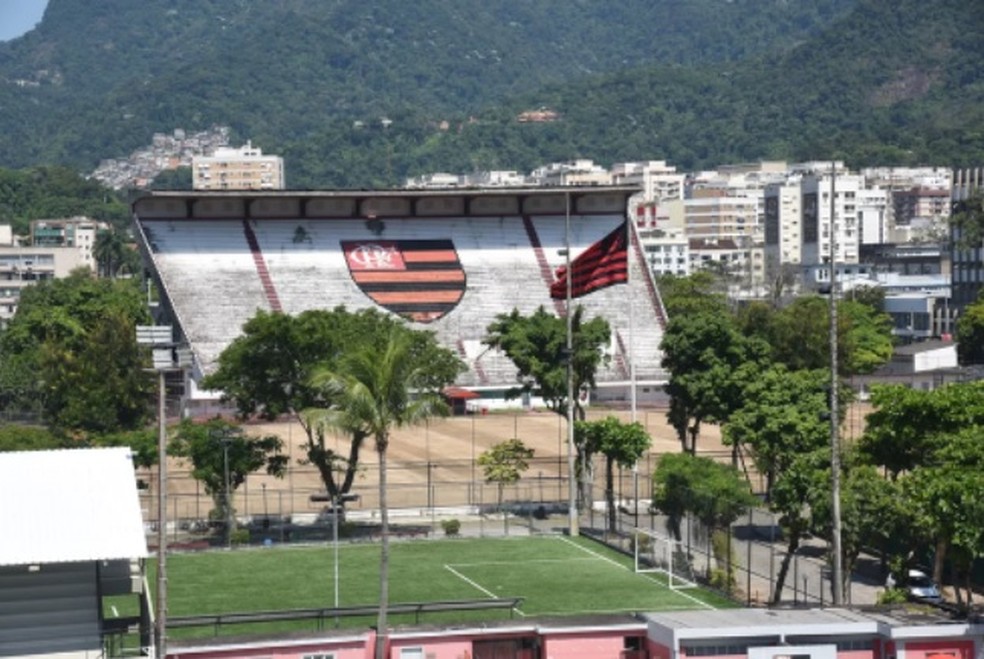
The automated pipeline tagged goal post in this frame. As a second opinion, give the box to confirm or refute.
[632,527,700,590]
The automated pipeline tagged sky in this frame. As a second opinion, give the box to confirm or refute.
[0,0,48,42]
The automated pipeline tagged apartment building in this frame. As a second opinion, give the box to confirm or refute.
[192,141,285,190]
[799,170,862,266]
[951,167,984,312]
[30,216,106,272]
[612,160,686,203]
[0,247,83,326]
[529,159,612,186]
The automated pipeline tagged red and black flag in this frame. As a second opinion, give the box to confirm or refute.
[342,239,466,323]
[550,222,628,299]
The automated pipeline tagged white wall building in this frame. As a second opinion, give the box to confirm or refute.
[612,160,685,203]
[799,171,862,265]
[192,140,285,190]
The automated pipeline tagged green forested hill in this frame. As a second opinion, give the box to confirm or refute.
[1,0,981,188]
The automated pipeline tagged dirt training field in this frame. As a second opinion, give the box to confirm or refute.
[151,403,872,524]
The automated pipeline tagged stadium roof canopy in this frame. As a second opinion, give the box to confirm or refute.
[0,447,148,566]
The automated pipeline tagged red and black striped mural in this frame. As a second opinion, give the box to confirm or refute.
[342,239,466,323]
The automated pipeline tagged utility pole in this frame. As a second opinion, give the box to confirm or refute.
[828,162,844,606]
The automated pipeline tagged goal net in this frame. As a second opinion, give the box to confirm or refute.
[632,527,700,590]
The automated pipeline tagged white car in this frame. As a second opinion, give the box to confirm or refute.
[887,569,943,603]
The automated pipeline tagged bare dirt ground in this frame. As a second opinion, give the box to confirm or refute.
[153,402,873,523]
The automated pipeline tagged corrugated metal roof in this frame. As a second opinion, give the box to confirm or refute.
[0,447,148,566]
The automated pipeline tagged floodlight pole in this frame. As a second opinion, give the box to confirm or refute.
[155,367,166,659]
[829,162,844,606]
[136,325,189,659]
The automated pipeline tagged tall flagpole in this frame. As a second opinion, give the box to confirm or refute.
[566,191,579,537]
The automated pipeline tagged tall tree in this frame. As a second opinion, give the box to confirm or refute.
[575,416,651,532]
[661,310,769,454]
[484,305,611,506]
[310,326,453,659]
[92,228,128,278]
[484,305,610,422]
[723,365,833,603]
[170,418,288,544]
[203,308,463,503]
[0,271,152,437]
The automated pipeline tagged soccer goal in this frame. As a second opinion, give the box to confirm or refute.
[632,527,700,590]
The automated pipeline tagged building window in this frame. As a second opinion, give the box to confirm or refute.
[303,654,335,659]
[399,649,424,659]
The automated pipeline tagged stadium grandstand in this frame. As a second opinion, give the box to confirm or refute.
[132,187,668,409]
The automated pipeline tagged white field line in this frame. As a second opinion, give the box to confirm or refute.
[443,564,527,617]
[449,557,597,568]
[556,536,716,611]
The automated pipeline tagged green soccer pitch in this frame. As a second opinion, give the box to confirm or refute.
[135,535,735,640]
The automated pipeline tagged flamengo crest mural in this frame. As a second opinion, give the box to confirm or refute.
[342,239,466,323]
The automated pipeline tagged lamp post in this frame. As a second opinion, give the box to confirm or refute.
[222,437,232,550]
[209,426,237,550]
[331,493,359,626]
[136,325,190,659]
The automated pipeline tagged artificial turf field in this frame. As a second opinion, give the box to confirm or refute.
[139,535,735,640]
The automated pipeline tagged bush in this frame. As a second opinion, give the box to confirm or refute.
[441,518,461,537]
[877,588,908,605]
[230,528,250,546]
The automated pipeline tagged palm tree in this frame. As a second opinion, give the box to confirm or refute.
[92,229,126,278]
[309,327,448,659]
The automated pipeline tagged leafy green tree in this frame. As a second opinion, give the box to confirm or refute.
[723,365,835,603]
[809,454,908,601]
[484,305,610,422]
[0,272,152,438]
[92,228,128,279]
[661,310,769,454]
[170,418,288,544]
[767,296,892,375]
[859,381,984,479]
[484,305,611,508]
[478,438,535,520]
[0,425,64,452]
[575,416,651,532]
[956,290,984,365]
[651,452,755,543]
[950,191,984,250]
[203,308,464,502]
[309,327,452,659]
[656,272,729,317]
[839,299,893,374]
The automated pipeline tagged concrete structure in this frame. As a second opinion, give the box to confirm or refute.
[0,246,84,326]
[162,605,984,659]
[950,168,984,312]
[0,447,150,658]
[529,160,613,187]
[30,216,107,272]
[133,187,668,409]
[799,170,862,266]
[192,141,285,191]
[613,161,686,203]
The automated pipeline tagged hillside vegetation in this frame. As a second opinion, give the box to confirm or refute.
[1,0,981,187]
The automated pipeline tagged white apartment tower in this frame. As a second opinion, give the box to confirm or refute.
[764,180,804,266]
[799,171,862,266]
[192,141,285,190]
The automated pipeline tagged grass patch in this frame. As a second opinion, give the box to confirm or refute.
[131,535,734,640]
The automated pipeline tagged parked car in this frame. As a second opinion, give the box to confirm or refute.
[886,569,943,604]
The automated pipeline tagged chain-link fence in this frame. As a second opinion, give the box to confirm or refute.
[141,410,874,607]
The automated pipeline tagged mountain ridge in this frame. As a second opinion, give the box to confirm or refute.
[1,0,981,187]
